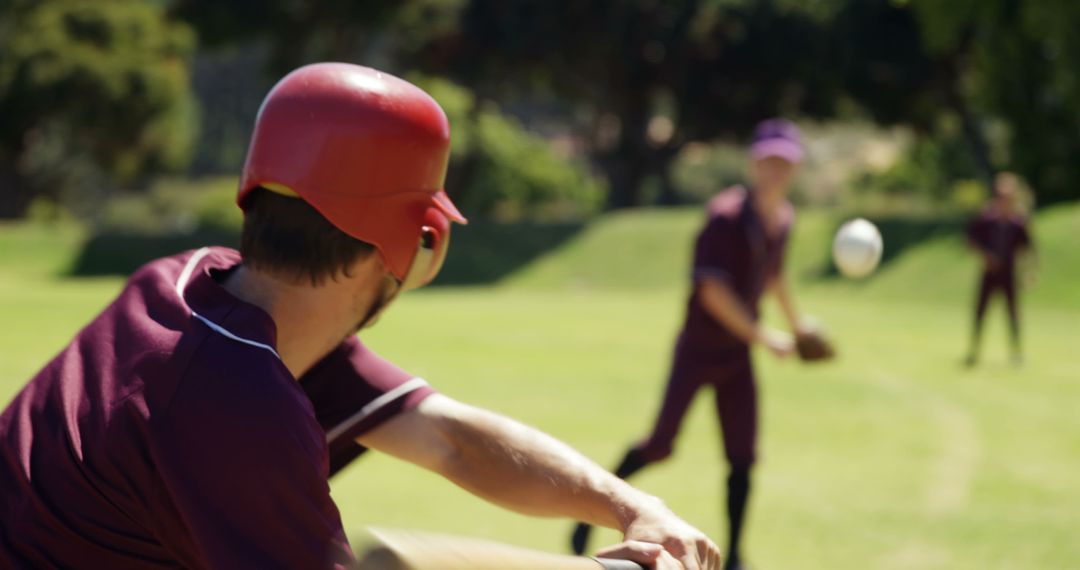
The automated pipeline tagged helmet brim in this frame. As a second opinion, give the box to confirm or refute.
[433,189,468,225]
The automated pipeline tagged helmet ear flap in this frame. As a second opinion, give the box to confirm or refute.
[400,207,451,291]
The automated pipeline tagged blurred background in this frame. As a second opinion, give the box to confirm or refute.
[1,1,1078,569]
[3,0,1078,242]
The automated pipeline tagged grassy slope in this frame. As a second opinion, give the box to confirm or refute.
[0,203,1077,569]
[503,207,839,291]
[507,202,1080,310]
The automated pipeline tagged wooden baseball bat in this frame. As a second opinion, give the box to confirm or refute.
[355,527,646,569]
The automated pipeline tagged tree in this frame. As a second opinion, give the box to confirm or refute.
[907,0,1080,206]
[169,0,464,77]
[0,0,196,218]
[171,0,1080,209]
[409,0,848,209]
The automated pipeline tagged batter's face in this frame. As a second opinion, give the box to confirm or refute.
[341,254,403,336]
[751,155,798,194]
[354,273,400,332]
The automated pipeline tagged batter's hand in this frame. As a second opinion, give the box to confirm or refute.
[615,499,722,569]
[595,541,680,569]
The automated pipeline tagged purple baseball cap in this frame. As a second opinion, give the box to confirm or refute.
[750,118,804,164]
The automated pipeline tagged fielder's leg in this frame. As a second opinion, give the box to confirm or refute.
[724,467,751,570]
[570,349,706,555]
[967,271,994,366]
[714,351,756,570]
[1003,271,1022,365]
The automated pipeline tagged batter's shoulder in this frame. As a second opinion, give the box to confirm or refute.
[127,247,241,292]
[163,341,318,444]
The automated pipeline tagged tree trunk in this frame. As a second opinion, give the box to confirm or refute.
[604,94,651,210]
[655,157,679,206]
[0,167,33,220]
[945,82,994,188]
[603,148,648,210]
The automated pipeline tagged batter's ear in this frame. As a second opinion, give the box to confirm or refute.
[400,207,451,291]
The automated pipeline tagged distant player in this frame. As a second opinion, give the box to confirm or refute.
[964,172,1036,367]
[571,119,818,570]
[0,64,719,569]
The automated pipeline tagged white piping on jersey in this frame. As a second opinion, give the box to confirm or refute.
[177,248,428,439]
[175,247,282,361]
[175,247,211,297]
[325,377,429,442]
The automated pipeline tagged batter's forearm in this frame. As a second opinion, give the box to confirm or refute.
[431,399,656,531]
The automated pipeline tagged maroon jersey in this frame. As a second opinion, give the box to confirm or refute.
[966,208,1032,271]
[680,187,793,351]
[0,247,433,568]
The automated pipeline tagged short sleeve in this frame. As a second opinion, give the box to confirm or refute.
[300,336,435,475]
[155,357,351,569]
[693,216,739,283]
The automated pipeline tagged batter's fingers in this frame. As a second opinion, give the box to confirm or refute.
[706,542,723,570]
[695,538,720,570]
[652,550,684,570]
[663,539,699,570]
[594,540,662,568]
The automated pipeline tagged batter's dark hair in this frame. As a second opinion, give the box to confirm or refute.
[239,187,376,286]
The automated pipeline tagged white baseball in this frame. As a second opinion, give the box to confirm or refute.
[832,218,883,278]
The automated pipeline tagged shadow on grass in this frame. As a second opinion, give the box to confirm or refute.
[815,213,967,279]
[68,220,587,286]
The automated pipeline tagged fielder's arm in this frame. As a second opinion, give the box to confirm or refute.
[697,277,791,356]
[966,237,1000,271]
[768,275,801,334]
[355,394,720,570]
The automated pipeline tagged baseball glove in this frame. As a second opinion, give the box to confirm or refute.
[795,330,835,362]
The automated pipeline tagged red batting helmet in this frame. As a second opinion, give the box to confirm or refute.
[238,62,467,289]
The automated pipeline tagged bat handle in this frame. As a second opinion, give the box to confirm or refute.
[593,557,648,569]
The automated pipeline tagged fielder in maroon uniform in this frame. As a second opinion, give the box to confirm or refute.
[0,64,720,570]
[572,119,816,570]
[964,172,1035,367]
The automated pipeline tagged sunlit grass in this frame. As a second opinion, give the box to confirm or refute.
[1,204,1077,569]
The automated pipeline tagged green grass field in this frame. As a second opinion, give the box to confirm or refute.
[1,204,1078,569]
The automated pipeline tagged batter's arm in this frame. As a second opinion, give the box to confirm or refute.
[356,394,721,570]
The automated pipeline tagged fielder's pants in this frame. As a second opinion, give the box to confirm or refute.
[635,338,757,469]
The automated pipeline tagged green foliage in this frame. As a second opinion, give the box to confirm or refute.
[671,143,746,203]
[413,76,605,221]
[853,125,982,209]
[907,0,1080,205]
[468,110,605,221]
[97,176,240,234]
[0,0,196,217]
[172,0,465,75]
[418,0,851,208]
